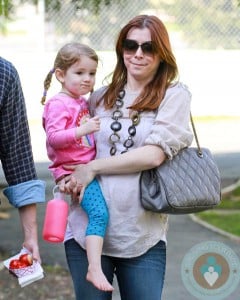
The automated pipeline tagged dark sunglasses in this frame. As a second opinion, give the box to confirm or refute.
[123,39,155,55]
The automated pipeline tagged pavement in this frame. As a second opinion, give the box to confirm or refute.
[1,119,240,299]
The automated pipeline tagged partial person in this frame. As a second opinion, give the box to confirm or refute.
[0,56,45,262]
[60,15,193,300]
[41,42,113,291]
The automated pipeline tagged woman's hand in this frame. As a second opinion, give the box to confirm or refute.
[59,163,95,201]
[58,174,81,202]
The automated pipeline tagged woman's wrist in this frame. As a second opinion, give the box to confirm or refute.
[88,160,99,176]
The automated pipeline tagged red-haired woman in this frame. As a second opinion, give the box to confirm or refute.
[61,15,193,300]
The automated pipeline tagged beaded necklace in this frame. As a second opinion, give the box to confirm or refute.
[109,90,140,156]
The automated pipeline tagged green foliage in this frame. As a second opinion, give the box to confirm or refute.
[0,0,9,16]
[71,0,114,14]
[0,0,118,16]
[45,0,61,12]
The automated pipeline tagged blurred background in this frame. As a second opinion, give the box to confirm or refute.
[0,0,240,163]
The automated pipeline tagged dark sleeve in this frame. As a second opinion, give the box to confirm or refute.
[0,58,37,185]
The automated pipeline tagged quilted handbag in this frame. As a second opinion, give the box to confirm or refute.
[140,115,221,214]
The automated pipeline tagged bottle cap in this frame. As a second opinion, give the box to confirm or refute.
[52,185,65,200]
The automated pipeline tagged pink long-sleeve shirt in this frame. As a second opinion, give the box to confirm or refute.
[42,93,96,181]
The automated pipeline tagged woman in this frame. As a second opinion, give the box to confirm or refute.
[60,15,193,300]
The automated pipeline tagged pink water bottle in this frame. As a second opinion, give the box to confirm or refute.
[42,186,68,243]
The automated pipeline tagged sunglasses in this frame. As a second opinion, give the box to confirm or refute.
[123,39,155,55]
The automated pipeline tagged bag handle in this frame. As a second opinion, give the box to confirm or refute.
[190,113,203,157]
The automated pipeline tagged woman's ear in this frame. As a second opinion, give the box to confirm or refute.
[55,68,65,83]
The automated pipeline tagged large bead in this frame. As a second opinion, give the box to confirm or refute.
[123,137,134,148]
[128,125,136,136]
[115,98,124,108]
[118,90,125,99]
[112,109,123,120]
[109,133,120,143]
[131,112,140,125]
[111,121,122,132]
[110,146,117,156]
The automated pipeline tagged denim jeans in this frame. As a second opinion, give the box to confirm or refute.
[64,238,166,300]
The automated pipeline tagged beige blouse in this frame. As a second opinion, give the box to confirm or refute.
[66,82,193,257]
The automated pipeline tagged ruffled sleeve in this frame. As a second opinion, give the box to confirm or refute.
[144,82,193,159]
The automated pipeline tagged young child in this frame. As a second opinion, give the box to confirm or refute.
[41,42,113,292]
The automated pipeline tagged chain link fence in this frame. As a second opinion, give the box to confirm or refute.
[0,0,239,162]
[44,0,240,51]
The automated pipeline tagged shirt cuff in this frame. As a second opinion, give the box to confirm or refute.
[3,180,46,208]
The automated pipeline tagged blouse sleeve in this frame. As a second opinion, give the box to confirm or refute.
[144,82,193,159]
[88,86,107,116]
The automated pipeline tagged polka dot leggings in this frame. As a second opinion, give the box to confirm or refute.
[81,178,109,237]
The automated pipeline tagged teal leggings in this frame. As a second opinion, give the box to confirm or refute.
[81,178,109,237]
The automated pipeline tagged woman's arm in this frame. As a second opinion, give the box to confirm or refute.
[91,144,166,175]
[60,145,166,200]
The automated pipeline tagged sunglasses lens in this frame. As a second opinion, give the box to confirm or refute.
[123,39,154,54]
[123,40,138,52]
[141,42,154,54]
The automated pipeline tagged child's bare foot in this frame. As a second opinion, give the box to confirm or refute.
[86,267,114,291]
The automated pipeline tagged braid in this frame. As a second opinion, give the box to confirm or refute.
[41,69,55,105]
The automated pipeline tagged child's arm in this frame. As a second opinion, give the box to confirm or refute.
[43,100,76,149]
[43,100,100,149]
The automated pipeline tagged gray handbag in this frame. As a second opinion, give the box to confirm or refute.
[140,115,221,214]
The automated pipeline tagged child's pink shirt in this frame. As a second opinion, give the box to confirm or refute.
[42,93,96,181]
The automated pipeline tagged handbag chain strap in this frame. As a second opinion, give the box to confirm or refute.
[190,113,203,157]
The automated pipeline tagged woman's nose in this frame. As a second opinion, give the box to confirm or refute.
[134,46,144,57]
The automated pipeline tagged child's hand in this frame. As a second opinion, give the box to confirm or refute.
[76,116,100,137]
[87,116,100,132]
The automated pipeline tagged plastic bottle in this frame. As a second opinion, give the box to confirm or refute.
[42,186,68,243]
